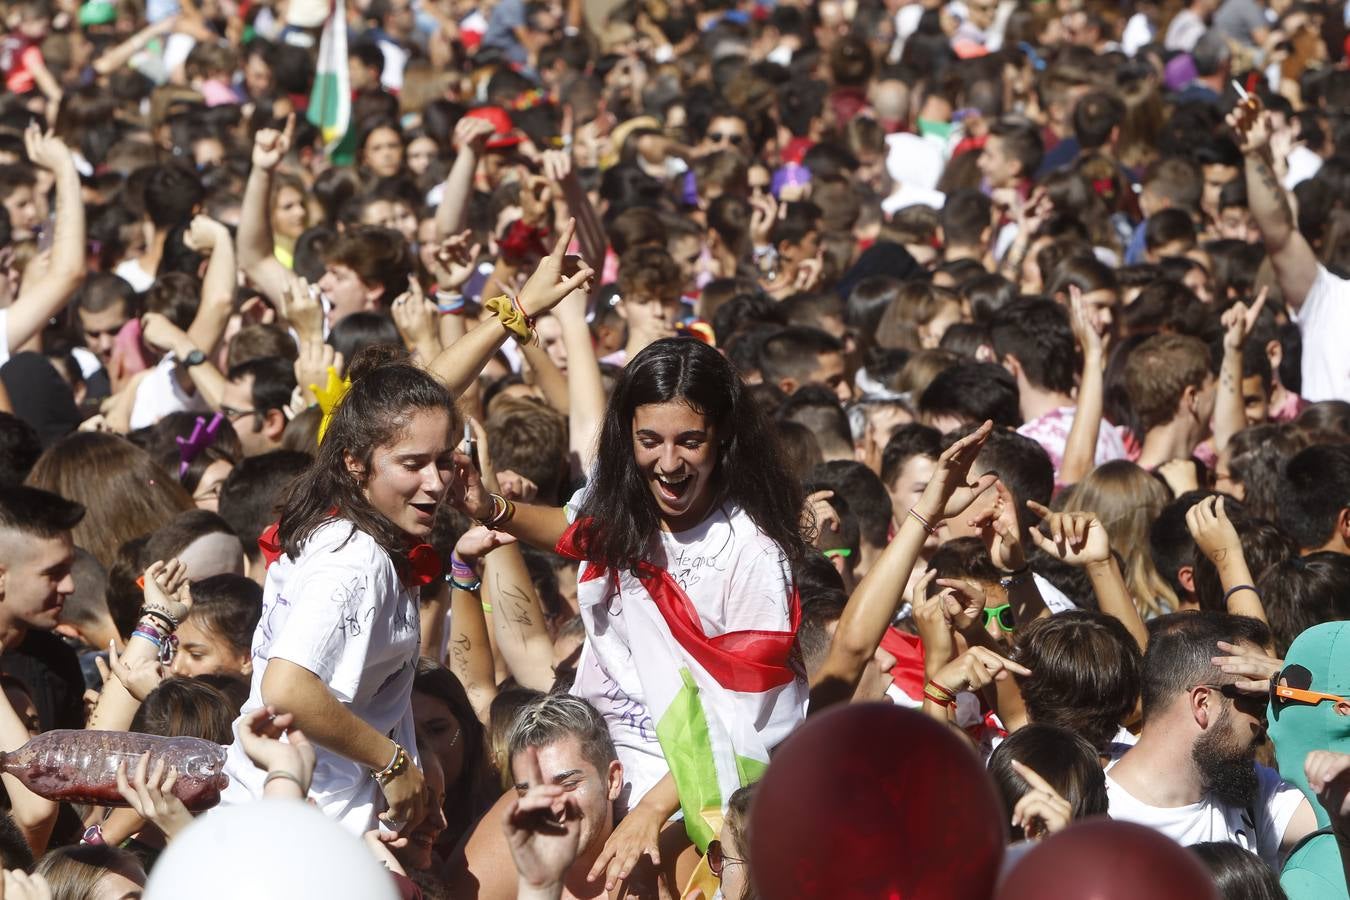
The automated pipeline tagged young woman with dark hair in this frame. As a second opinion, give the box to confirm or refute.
[456,336,810,884]
[216,347,457,837]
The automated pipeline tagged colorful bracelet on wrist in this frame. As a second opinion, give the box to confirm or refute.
[436,291,466,315]
[924,679,957,708]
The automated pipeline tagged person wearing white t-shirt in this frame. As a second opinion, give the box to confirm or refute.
[456,338,809,889]
[1234,106,1350,404]
[220,352,467,837]
[1106,610,1319,867]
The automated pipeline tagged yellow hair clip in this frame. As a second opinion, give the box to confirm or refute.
[312,365,351,445]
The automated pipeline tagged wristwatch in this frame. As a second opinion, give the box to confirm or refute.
[181,349,206,367]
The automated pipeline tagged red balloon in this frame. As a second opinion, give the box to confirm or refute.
[998,819,1220,900]
[749,703,1005,900]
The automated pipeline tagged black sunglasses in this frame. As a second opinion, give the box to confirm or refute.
[708,132,746,146]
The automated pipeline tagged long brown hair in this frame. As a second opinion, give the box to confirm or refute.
[1061,460,1177,617]
[26,433,193,569]
[276,347,456,567]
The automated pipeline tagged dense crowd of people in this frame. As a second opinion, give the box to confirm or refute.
[0,0,1348,896]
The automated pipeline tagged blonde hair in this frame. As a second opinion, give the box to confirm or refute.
[1060,460,1177,618]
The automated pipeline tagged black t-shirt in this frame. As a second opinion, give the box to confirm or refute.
[4,629,86,731]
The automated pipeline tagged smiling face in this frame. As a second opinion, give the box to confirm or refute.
[348,408,456,539]
[0,531,75,633]
[632,400,719,531]
[511,735,622,860]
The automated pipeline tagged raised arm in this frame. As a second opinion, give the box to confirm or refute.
[1213,290,1267,454]
[809,422,998,713]
[446,527,509,724]
[1186,495,1269,625]
[184,216,238,355]
[1059,285,1107,487]
[427,220,593,397]
[552,286,606,474]
[1026,501,1148,649]
[139,312,228,409]
[541,150,606,275]
[1228,107,1318,311]
[237,115,295,306]
[8,126,84,353]
[93,16,176,75]
[436,118,495,241]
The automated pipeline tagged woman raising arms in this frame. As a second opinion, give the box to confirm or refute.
[218,234,590,838]
[456,337,810,892]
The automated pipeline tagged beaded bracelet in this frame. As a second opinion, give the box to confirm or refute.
[449,577,482,593]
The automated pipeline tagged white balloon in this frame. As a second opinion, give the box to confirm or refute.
[145,799,400,900]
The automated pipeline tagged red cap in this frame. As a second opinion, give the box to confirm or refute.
[464,106,524,149]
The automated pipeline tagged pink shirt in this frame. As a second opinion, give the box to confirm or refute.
[1018,406,1128,488]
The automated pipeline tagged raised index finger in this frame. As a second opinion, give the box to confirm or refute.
[1010,759,1057,794]
[550,218,577,260]
[522,745,545,790]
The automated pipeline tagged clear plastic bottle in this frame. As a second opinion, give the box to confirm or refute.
[0,730,229,811]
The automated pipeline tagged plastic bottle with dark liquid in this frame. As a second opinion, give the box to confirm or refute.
[0,730,229,811]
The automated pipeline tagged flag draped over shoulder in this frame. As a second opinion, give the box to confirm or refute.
[557,520,805,852]
[307,0,350,156]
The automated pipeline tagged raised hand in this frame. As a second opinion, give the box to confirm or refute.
[390,277,440,357]
[281,274,323,344]
[915,420,998,523]
[1068,283,1107,361]
[504,746,583,891]
[429,230,482,291]
[1221,287,1269,352]
[969,489,1026,573]
[496,470,539,503]
[1185,495,1241,565]
[139,313,186,355]
[295,340,343,406]
[1010,760,1072,840]
[910,571,954,674]
[252,113,295,171]
[1225,106,1272,155]
[934,577,990,635]
[1026,500,1111,566]
[803,489,840,547]
[116,752,194,839]
[183,215,230,255]
[453,116,497,155]
[22,123,73,172]
[143,558,191,621]
[517,219,595,318]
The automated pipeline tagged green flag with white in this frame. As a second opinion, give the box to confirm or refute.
[307,0,350,157]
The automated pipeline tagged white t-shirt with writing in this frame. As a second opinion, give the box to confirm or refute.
[1293,265,1350,403]
[220,520,421,835]
[1105,758,1305,868]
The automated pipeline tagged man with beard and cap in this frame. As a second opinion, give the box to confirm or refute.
[1269,621,1350,898]
[1104,610,1321,867]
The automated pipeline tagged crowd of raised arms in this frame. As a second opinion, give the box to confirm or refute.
[1,0,1350,897]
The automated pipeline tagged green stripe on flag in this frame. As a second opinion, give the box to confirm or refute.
[656,669,722,851]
